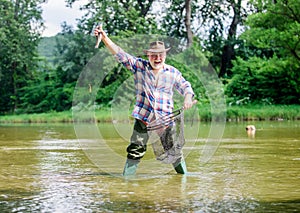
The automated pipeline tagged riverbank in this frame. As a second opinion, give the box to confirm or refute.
[0,105,299,123]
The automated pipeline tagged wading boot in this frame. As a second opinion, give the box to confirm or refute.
[173,157,187,174]
[123,158,139,176]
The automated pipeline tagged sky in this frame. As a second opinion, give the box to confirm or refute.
[41,0,87,37]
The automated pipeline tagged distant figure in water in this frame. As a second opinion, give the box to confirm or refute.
[246,125,256,138]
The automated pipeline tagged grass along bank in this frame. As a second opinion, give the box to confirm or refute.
[225,104,300,121]
[0,105,299,123]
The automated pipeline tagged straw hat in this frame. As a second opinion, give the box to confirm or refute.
[144,41,171,53]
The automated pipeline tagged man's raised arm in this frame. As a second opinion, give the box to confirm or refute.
[94,25,121,55]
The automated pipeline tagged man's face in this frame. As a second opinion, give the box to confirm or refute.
[147,52,166,70]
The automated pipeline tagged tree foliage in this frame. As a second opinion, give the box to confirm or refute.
[243,0,300,62]
[67,0,161,36]
[0,0,45,114]
[226,56,299,105]
[226,0,300,104]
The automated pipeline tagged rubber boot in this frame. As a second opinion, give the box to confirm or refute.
[123,158,139,176]
[173,157,187,174]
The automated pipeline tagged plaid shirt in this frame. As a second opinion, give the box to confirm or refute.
[115,50,194,124]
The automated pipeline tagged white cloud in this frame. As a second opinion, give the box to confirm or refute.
[41,0,86,37]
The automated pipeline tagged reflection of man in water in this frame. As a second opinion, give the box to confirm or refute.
[94,26,196,176]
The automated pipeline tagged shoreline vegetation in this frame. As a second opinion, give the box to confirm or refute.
[0,105,299,124]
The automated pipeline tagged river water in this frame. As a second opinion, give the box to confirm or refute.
[0,121,299,212]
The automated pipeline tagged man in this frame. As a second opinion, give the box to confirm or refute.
[94,26,196,176]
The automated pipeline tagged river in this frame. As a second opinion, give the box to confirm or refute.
[0,121,299,212]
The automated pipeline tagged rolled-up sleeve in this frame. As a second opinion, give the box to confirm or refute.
[115,50,149,75]
[174,72,194,97]
[114,50,137,73]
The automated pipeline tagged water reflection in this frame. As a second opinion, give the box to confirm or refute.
[0,122,299,212]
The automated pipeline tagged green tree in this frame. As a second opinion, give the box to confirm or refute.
[226,0,300,104]
[67,0,161,36]
[0,0,45,114]
[55,23,95,84]
[195,0,252,77]
[243,0,300,63]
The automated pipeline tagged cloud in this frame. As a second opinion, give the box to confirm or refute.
[41,0,85,37]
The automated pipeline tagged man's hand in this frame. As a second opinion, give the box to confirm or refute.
[94,25,106,38]
[94,25,120,54]
[184,94,197,110]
